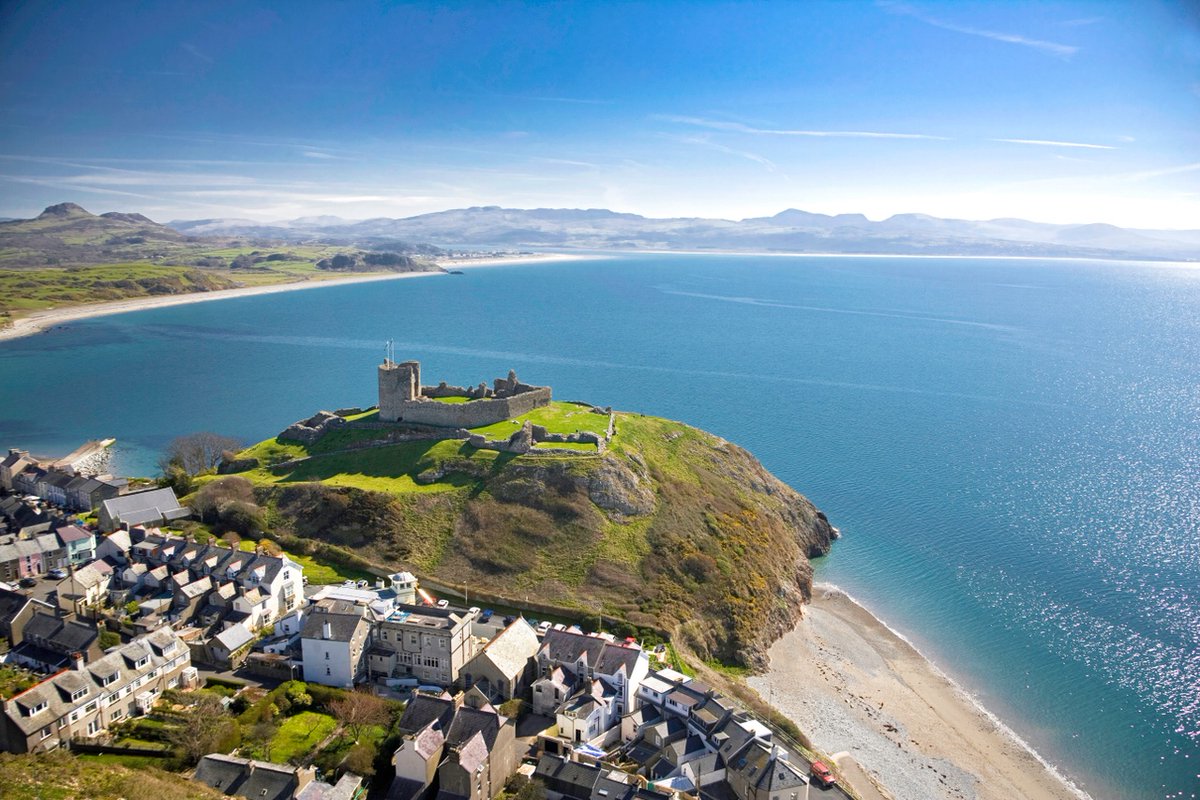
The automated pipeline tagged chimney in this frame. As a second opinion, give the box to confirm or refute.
[72,651,85,671]
[322,620,332,640]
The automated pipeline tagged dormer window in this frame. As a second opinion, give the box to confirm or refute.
[27,701,47,716]
[70,687,88,702]
[135,656,149,668]
[101,672,118,686]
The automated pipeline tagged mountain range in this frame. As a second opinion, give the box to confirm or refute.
[168,206,1200,261]
[3,202,1196,265]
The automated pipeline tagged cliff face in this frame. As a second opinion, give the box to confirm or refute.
[244,411,835,669]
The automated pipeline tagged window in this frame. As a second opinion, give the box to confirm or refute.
[135,656,148,668]
[84,702,97,714]
[28,701,47,716]
[40,726,52,740]
[70,688,87,702]
[325,652,330,660]
[325,667,331,676]
[87,719,101,736]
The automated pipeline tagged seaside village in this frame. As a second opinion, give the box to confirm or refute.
[0,360,845,800]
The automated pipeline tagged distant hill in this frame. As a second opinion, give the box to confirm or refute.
[0,202,201,268]
[0,204,446,268]
[168,205,1200,261]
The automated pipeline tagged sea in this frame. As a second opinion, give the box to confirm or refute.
[1,253,1197,799]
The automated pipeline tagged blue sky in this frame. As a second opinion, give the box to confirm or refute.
[0,1,1197,227]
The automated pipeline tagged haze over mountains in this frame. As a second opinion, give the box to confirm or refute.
[2,202,1196,264]
[170,207,1199,261]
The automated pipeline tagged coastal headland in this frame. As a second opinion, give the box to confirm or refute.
[748,584,1091,800]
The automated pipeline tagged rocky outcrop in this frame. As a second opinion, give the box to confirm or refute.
[279,411,346,443]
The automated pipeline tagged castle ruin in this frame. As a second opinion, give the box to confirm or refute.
[378,359,552,428]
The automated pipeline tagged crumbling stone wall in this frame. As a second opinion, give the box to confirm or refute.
[279,410,346,443]
[378,360,552,427]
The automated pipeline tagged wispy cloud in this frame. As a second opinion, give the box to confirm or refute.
[993,138,1115,150]
[880,2,1078,58]
[1119,162,1200,182]
[181,43,214,64]
[664,134,777,171]
[656,115,947,140]
[301,151,354,160]
[0,174,161,201]
[530,156,602,169]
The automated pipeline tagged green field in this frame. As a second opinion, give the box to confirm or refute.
[469,401,609,442]
[269,711,338,762]
[0,263,239,315]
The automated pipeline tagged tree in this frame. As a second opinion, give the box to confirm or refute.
[218,501,264,537]
[329,689,390,742]
[158,432,242,477]
[168,693,239,765]
[342,741,377,777]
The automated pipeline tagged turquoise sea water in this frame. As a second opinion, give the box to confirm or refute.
[1,254,1197,798]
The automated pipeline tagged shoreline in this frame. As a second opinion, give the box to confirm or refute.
[0,253,586,343]
[748,583,1093,800]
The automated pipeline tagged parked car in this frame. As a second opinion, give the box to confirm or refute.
[18,576,37,587]
[480,609,494,623]
[435,599,449,609]
[47,568,67,580]
[810,761,837,789]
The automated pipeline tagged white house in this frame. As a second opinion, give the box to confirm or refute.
[300,602,371,688]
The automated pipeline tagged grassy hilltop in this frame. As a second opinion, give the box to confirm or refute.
[217,401,836,669]
[0,203,442,322]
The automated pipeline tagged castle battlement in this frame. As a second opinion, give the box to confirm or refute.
[378,359,551,428]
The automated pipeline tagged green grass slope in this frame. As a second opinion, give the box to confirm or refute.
[0,751,225,800]
[223,402,836,668]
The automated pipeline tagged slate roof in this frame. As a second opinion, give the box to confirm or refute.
[535,754,602,800]
[100,488,188,525]
[100,529,131,553]
[0,587,33,627]
[398,692,455,735]
[4,627,186,737]
[34,532,62,554]
[55,525,93,544]
[444,705,502,752]
[193,754,302,800]
[473,616,539,679]
[301,607,367,643]
[730,742,807,793]
[539,629,643,676]
[23,612,99,655]
[213,622,254,652]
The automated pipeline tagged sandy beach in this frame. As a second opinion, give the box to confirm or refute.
[0,253,585,343]
[747,584,1090,800]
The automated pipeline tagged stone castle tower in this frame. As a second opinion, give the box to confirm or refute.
[378,360,421,421]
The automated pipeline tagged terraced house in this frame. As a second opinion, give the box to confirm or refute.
[118,530,305,625]
[0,626,192,753]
